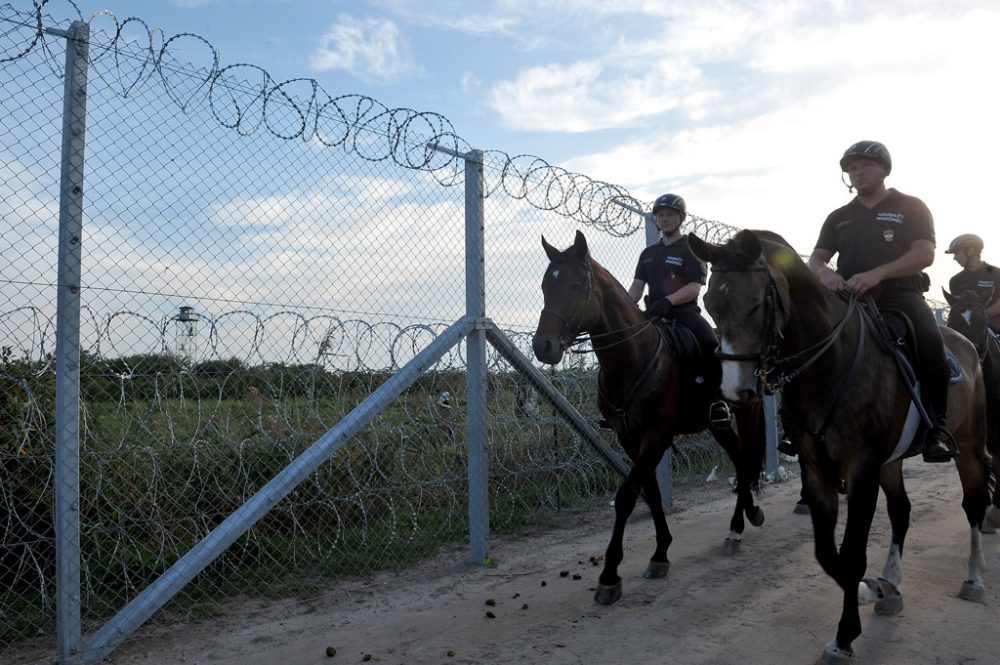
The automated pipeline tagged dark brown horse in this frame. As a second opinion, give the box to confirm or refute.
[690,229,990,665]
[532,231,766,605]
[943,288,1000,529]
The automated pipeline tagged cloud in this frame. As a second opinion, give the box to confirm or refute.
[489,60,700,132]
[309,14,425,84]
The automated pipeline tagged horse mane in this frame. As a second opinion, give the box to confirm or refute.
[587,253,641,311]
[725,229,830,307]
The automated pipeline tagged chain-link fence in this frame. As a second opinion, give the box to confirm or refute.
[1,4,748,662]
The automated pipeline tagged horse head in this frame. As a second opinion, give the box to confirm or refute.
[532,230,599,364]
[944,287,992,353]
[689,230,798,405]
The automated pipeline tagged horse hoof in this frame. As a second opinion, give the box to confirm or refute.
[862,577,904,616]
[814,640,854,665]
[749,506,765,527]
[594,582,623,605]
[793,501,810,515]
[721,538,741,556]
[987,506,1000,529]
[958,581,985,603]
[643,560,670,579]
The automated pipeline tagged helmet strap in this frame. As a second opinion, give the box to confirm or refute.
[840,172,853,193]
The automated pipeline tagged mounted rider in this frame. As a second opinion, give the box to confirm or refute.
[627,193,731,428]
[807,140,958,462]
[946,233,1000,332]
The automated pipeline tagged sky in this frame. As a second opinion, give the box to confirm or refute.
[19,0,1000,297]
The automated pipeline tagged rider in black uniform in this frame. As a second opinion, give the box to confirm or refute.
[628,193,730,427]
[808,140,957,462]
[946,233,1000,332]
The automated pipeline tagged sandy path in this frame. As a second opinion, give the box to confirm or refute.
[14,463,1000,665]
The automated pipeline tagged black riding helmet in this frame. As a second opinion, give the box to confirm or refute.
[651,193,687,221]
[839,140,892,175]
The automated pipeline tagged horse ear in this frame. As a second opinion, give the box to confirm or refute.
[571,230,589,260]
[735,230,763,260]
[541,235,561,262]
[942,288,956,307]
[688,233,716,263]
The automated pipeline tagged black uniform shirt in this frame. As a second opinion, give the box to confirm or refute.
[816,188,935,284]
[950,263,1000,328]
[633,235,707,308]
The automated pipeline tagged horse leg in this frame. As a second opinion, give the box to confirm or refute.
[987,453,1000,530]
[640,473,673,579]
[711,408,764,556]
[595,455,658,605]
[804,458,879,662]
[801,465,854,664]
[829,470,880,660]
[858,461,907,614]
[956,450,990,601]
[710,425,747,553]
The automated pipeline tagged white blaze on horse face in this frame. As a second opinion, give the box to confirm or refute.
[961,309,973,327]
[550,269,560,280]
[718,338,756,400]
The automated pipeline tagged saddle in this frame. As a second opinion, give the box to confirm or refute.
[864,304,962,386]
[649,318,720,431]
[649,317,705,382]
[860,301,961,463]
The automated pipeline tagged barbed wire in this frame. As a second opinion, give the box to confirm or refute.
[0,1,741,240]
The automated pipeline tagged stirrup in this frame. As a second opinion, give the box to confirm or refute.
[708,400,732,427]
[777,437,798,456]
[922,426,958,463]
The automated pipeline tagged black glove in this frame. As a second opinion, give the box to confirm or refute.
[646,298,672,319]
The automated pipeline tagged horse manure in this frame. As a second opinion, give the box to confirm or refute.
[362,655,372,662]
[589,556,602,566]
[447,650,455,657]
[541,580,546,586]
[485,611,496,619]
[572,574,582,580]
[324,646,336,657]
[485,598,496,606]
[512,592,520,599]
[521,603,529,610]
[559,570,569,577]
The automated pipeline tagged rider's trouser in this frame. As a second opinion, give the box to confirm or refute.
[876,287,949,426]
[668,306,722,386]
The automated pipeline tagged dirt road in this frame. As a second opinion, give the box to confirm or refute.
[17,463,1000,665]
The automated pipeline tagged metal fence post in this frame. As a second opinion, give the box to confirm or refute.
[464,149,489,564]
[52,20,90,665]
[764,393,779,479]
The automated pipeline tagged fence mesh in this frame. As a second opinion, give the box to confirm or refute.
[1,4,742,659]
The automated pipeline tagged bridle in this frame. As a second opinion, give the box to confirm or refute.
[948,300,993,362]
[539,257,654,355]
[711,261,861,395]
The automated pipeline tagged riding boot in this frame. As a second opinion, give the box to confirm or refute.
[704,355,732,430]
[921,366,959,463]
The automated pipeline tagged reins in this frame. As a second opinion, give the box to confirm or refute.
[597,335,665,434]
[540,254,669,432]
[712,259,866,440]
[711,263,861,394]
